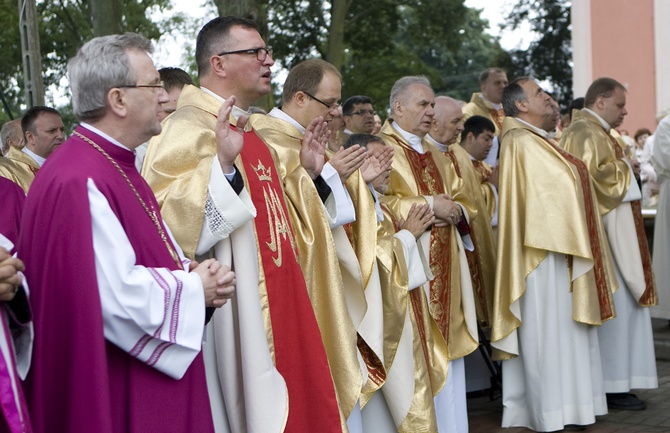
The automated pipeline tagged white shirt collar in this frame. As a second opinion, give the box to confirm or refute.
[343,128,354,136]
[480,94,502,110]
[425,133,449,153]
[582,108,612,130]
[268,107,305,134]
[79,122,133,152]
[200,87,250,121]
[391,121,424,153]
[22,146,46,167]
[514,117,551,139]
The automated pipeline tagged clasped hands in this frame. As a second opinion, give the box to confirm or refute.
[432,194,462,227]
[0,247,23,302]
[189,259,235,308]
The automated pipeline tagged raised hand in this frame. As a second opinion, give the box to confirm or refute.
[329,145,367,183]
[300,116,329,179]
[398,203,435,239]
[215,96,246,174]
[361,145,394,183]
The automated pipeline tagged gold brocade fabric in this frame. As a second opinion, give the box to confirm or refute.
[560,110,631,215]
[462,93,503,136]
[142,84,226,259]
[377,120,478,367]
[471,160,498,221]
[492,118,617,359]
[249,113,363,422]
[0,146,39,193]
[376,207,438,432]
[561,110,657,306]
[444,144,497,327]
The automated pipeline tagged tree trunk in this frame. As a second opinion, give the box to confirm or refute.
[326,0,350,70]
[90,0,122,37]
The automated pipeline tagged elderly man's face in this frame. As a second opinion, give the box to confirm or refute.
[394,83,435,137]
[431,98,464,145]
[124,50,169,144]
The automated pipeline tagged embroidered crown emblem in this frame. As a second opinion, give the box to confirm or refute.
[253,160,273,182]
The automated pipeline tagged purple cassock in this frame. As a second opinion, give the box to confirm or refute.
[17,125,214,433]
[0,177,25,249]
[0,177,31,433]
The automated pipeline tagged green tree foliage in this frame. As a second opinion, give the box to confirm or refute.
[0,0,178,125]
[263,0,507,115]
[505,0,573,108]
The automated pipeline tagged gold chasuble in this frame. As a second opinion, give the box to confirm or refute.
[249,113,369,424]
[142,85,342,433]
[462,93,504,137]
[0,146,40,193]
[560,110,657,306]
[377,120,478,395]
[470,160,498,221]
[376,205,438,432]
[439,143,496,327]
[491,118,617,359]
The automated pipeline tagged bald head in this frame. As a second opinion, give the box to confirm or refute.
[1,119,24,156]
[429,96,464,145]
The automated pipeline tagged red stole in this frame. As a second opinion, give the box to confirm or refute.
[238,129,341,432]
[542,136,615,319]
[606,133,657,305]
[401,145,453,344]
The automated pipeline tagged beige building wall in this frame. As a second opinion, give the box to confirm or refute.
[572,0,669,133]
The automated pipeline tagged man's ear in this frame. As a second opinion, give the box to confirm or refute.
[210,55,226,78]
[107,88,128,118]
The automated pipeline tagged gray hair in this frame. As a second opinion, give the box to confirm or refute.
[502,76,532,117]
[68,33,153,121]
[1,119,21,154]
[389,75,431,116]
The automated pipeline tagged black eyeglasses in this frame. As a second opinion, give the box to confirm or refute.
[217,47,273,62]
[302,91,340,111]
[118,80,165,91]
[351,109,376,116]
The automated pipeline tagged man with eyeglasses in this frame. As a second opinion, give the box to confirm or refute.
[250,58,391,433]
[20,32,237,433]
[342,95,377,141]
[143,17,342,433]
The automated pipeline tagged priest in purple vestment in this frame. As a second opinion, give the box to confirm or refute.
[17,33,235,433]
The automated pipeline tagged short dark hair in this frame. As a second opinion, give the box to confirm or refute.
[281,59,341,106]
[568,97,585,120]
[195,16,260,77]
[21,106,61,136]
[634,128,652,141]
[343,133,383,150]
[342,95,372,116]
[501,77,532,117]
[461,115,495,142]
[159,67,193,92]
[584,77,625,108]
[480,67,506,85]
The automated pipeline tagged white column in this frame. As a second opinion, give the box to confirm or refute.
[654,0,670,115]
[571,0,593,98]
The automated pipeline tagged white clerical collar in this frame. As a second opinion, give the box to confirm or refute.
[200,87,250,121]
[425,133,448,152]
[268,107,305,134]
[514,117,551,139]
[582,108,611,130]
[22,146,46,167]
[480,94,502,111]
[80,122,133,152]
[391,121,424,153]
[343,128,354,136]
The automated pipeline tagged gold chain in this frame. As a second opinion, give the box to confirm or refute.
[73,131,182,268]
